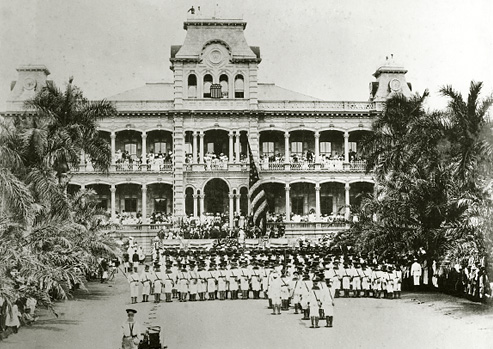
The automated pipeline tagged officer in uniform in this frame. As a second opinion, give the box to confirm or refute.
[121,309,142,349]
[163,267,174,302]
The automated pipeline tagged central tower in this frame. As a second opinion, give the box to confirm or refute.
[170,17,261,110]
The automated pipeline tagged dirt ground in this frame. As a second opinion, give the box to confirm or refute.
[2,270,492,349]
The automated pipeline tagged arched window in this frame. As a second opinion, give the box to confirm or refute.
[234,74,244,98]
[220,74,229,98]
[203,74,213,98]
[188,74,197,98]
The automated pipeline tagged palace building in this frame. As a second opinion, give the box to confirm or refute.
[4,15,412,240]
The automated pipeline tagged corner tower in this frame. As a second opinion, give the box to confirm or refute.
[369,55,412,101]
[6,65,51,112]
[170,16,261,110]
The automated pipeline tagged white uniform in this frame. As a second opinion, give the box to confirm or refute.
[411,262,422,286]
[128,272,140,298]
[151,271,164,294]
[121,320,143,349]
[320,286,335,317]
[163,272,174,293]
[140,271,152,296]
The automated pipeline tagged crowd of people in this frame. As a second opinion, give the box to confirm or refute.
[114,149,173,172]
[259,150,364,170]
[184,152,249,170]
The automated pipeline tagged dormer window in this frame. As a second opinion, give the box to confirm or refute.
[220,74,229,98]
[234,74,244,98]
[203,74,213,98]
[188,74,197,98]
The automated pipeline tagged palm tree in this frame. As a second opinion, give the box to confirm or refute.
[25,78,116,183]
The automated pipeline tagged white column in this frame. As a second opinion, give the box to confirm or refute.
[141,132,147,167]
[110,132,116,165]
[344,131,349,163]
[199,194,205,216]
[284,131,290,163]
[192,131,198,164]
[229,193,234,228]
[199,131,205,163]
[285,184,291,221]
[193,194,198,217]
[141,184,147,224]
[314,131,320,163]
[80,184,85,190]
[235,131,241,163]
[228,131,234,163]
[345,183,351,220]
[315,184,321,220]
[235,193,241,215]
[110,185,116,220]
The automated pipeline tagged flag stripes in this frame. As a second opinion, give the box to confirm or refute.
[248,142,268,231]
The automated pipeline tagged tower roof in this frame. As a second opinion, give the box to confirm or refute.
[373,54,407,78]
[171,17,260,63]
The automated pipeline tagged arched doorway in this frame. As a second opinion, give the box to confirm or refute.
[185,187,194,216]
[290,182,315,217]
[204,178,229,214]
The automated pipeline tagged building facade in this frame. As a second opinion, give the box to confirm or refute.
[4,15,412,237]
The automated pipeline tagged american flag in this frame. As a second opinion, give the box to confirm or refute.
[248,142,268,233]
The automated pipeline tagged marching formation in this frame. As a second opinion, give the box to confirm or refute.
[123,248,414,330]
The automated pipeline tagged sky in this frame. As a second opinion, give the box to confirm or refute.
[0,0,492,112]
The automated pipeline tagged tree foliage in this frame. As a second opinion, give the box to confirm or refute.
[0,80,119,312]
[344,82,493,270]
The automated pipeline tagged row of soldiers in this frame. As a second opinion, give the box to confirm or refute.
[126,248,406,306]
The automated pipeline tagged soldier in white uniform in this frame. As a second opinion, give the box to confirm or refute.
[308,283,321,328]
[300,274,313,320]
[207,265,218,300]
[163,268,175,302]
[352,264,363,297]
[270,272,282,315]
[341,263,353,297]
[320,280,335,327]
[198,265,208,301]
[240,264,251,299]
[178,267,189,302]
[217,265,228,300]
[410,258,422,291]
[189,267,199,301]
[361,263,372,297]
[291,272,303,314]
[151,265,164,303]
[128,268,141,304]
[251,265,262,299]
[140,265,152,303]
[229,264,239,300]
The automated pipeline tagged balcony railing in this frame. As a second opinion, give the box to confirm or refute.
[101,223,173,233]
[259,160,367,172]
[71,160,366,174]
[72,163,173,173]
